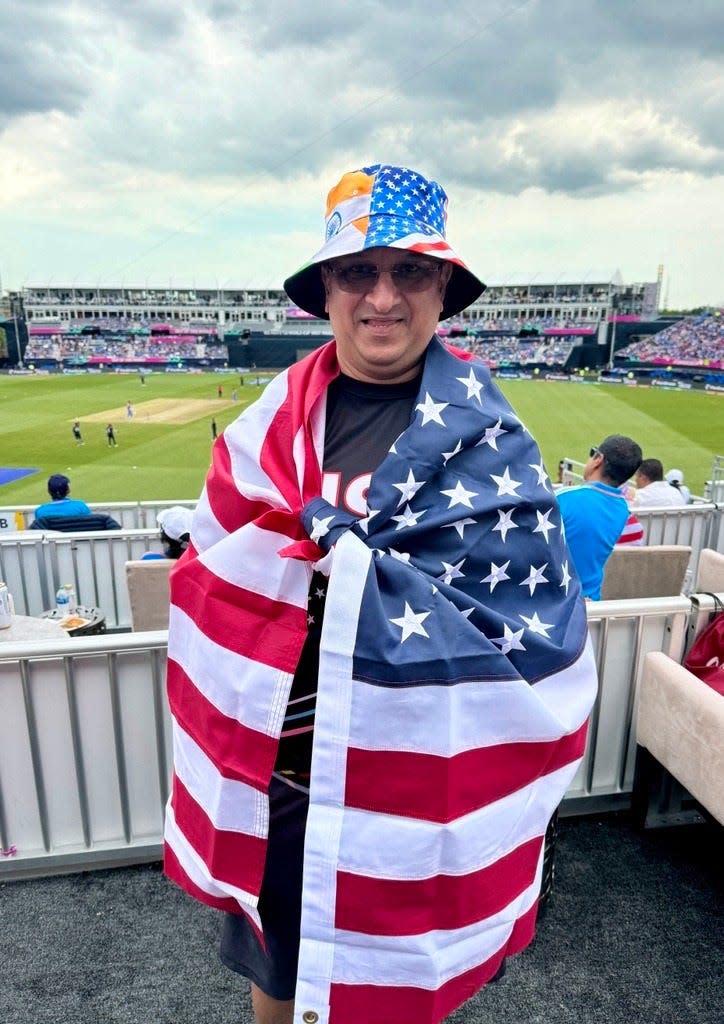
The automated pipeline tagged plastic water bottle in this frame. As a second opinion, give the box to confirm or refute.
[55,586,71,616]
[65,583,77,613]
[0,582,13,629]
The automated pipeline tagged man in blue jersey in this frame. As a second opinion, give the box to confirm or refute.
[34,474,92,520]
[557,435,642,600]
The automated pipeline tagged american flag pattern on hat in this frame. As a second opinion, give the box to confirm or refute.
[284,163,485,319]
[317,164,459,264]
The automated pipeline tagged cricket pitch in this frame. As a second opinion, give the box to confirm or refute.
[81,398,229,425]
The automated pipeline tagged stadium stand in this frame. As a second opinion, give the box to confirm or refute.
[616,313,724,368]
[469,337,576,368]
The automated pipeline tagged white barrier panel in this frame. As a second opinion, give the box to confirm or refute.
[636,503,716,592]
[0,533,50,616]
[4,500,196,532]
[711,504,724,555]
[0,632,170,879]
[0,529,164,628]
[0,594,696,879]
[562,595,690,814]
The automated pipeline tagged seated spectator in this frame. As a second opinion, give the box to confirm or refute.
[557,435,642,599]
[34,474,92,520]
[141,506,193,560]
[635,459,687,508]
[665,468,692,504]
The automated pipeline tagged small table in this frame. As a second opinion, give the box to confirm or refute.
[0,615,71,643]
[41,605,106,637]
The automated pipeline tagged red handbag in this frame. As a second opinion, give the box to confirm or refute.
[684,597,724,695]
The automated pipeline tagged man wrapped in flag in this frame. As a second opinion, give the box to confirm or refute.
[164,163,598,1024]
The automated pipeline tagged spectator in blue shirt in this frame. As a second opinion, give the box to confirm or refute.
[557,435,642,599]
[34,474,92,520]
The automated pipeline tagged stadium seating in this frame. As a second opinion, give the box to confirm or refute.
[694,547,724,592]
[601,545,691,600]
[637,649,724,826]
[125,559,173,631]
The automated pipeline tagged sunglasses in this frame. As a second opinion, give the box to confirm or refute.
[325,259,443,294]
[590,446,604,458]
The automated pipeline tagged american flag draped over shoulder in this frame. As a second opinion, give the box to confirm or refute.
[164,337,597,1024]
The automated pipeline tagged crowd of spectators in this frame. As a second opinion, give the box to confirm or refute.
[471,287,611,306]
[616,313,724,368]
[24,336,228,363]
[469,337,575,368]
[446,315,597,334]
[24,288,286,308]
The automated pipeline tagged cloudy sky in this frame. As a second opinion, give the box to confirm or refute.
[1,0,722,308]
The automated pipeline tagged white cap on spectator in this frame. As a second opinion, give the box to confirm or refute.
[665,469,684,485]
[157,506,193,541]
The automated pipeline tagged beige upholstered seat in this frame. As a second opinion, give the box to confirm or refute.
[601,544,691,601]
[637,651,724,825]
[125,559,173,631]
[693,548,724,593]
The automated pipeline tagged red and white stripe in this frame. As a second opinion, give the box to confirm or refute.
[617,512,645,545]
[293,529,595,1023]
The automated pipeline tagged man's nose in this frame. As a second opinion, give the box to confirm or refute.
[364,270,402,307]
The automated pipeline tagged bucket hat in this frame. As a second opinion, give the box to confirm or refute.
[283,163,485,321]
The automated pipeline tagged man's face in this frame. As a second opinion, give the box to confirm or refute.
[583,447,604,482]
[321,247,451,383]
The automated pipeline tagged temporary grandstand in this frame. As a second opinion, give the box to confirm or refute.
[17,270,660,332]
[9,270,667,372]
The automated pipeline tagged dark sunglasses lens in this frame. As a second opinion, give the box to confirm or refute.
[393,263,438,289]
[338,265,378,289]
[333,262,439,292]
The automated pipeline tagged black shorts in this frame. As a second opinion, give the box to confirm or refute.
[220,776,309,1000]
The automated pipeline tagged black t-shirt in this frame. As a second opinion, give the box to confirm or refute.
[275,372,420,781]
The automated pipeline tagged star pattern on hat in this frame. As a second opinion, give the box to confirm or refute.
[366,166,448,242]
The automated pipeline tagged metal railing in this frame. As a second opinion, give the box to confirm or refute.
[0,631,170,879]
[0,594,702,880]
[0,528,164,628]
[561,595,690,814]
[0,500,196,532]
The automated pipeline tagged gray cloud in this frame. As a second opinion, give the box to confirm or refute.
[1,0,722,200]
[0,2,94,123]
[92,0,188,44]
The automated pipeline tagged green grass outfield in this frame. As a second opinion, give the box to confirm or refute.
[0,369,722,506]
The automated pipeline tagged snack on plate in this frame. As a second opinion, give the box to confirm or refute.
[60,616,89,630]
